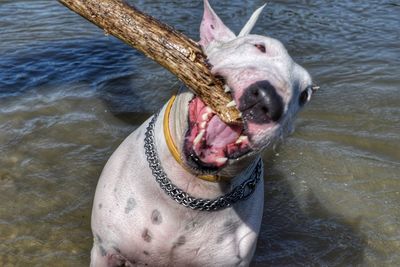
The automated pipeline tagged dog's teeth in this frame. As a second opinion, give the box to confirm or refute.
[226,100,236,108]
[200,121,207,129]
[216,157,228,164]
[205,107,213,114]
[224,85,231,93]
[235,135,248,144]
[201,113,209,121]
[193,130,205,146]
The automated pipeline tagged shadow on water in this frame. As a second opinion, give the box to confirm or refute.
[95,74,155,125]
[251,160,366,266]
[93,57,177,124]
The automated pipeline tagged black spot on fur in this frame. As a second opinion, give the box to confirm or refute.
[96,234,103,244]
[125,198,136,214]
[215,220,240,245]
[143,250,150,256]
[185,221,198,230]
[142,228,152,242]
[223,220,240,234]
[151,209,163,225]
[113,246,121,253]
[109,254,136,266]
[98,203,102,209]
[99,245,107,257]
[216,235,225,244]
[172,235,186,249]
[236,254,243,266]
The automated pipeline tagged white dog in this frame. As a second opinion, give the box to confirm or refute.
[90,1,315,266]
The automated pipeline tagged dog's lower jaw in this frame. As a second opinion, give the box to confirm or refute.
[90,100,264,266]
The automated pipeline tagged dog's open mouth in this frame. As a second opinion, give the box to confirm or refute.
[184,96,251,170]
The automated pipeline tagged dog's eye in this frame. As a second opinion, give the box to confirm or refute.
[299,87,312,106]
[254,44,266,53]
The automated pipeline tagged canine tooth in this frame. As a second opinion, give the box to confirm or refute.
[224,85,231,93]
[226,100,236,108]
[201,113,209,121]
[216,157,228,164]
[193,130,205,146]
[205,107,213,113]
[200,121,207,129]
[235,135,248,144]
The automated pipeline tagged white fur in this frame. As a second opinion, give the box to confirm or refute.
[90,1,313,266]
[91,104,264,266]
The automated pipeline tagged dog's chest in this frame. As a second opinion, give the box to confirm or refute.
[91,119,263,266]
[113,202,248,266]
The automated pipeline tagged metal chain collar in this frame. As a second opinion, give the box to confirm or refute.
[144,111,263,211]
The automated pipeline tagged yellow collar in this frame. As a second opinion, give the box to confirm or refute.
[163,95,225,182]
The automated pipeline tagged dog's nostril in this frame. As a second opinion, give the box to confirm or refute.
[240,80,284,124]
[261,106,268,113]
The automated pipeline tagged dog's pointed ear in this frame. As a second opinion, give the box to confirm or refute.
[199,0,235,48]
[238,3,266,37]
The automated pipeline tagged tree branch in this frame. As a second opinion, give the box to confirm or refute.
[58,0,242,125]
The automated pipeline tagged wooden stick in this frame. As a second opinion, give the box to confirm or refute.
[58,0,242,125]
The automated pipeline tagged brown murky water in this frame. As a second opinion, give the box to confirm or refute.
[0,0,399,266]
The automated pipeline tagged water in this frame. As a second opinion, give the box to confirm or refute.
[0,0,399,266]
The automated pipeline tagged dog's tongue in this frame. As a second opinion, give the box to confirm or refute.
[206,116,240,148]
[192,114,242,167]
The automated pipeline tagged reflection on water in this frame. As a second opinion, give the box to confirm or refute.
[0,0,399,266]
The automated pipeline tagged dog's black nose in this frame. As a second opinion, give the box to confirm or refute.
[240,80,284,123]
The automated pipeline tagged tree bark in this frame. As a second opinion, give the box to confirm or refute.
[58,0,242,125]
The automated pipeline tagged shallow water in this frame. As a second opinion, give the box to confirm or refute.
[0,0,399,266]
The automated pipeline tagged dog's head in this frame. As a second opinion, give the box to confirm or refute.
[173,0,316,174]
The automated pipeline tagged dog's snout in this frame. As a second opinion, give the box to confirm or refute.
[240,81,284,124]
